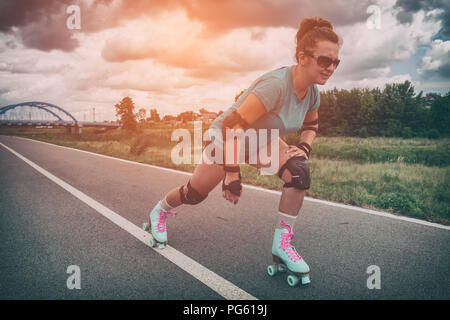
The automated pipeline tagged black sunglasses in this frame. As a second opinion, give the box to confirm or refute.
[304,52,340,69]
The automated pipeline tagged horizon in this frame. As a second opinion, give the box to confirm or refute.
[0,0,449,122]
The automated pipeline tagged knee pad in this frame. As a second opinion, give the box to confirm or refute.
[277,156,311,190]
[179,180,208,205]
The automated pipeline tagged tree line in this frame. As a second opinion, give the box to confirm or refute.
[114,97,222,131]
[115,81,449,139]
[317,80,449,139]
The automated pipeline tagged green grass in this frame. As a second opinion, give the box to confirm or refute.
[1,126,449,225]
[283,135,450,167]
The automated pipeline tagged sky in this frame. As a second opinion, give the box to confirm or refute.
[0,0,449,122]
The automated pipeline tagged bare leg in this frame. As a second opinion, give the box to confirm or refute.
[278,187,305,216]
[164,137,305,216]
[247,138,305,217]
[165,148,225,208]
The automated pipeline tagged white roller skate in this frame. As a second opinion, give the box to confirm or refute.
[142,201,176,249]
[267,221,310,287]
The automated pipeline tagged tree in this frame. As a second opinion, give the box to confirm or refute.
[150,109,161,122]
[115,97,138,130]
[317,89,339,136]
[163,115,176,121]
[357,87,383,136]
[137,108,146,123]
[176,111,195,122]
[428,91,450,137]
[380,81,424,137]
[311,81,442,138]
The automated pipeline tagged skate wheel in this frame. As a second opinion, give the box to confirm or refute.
[158,243,166,249]
[301,275,311,285]
[277,264,287,273]
[287,275,299,287]
[142,222,150,231]
[149,238,156,247]
[267,265,277,277]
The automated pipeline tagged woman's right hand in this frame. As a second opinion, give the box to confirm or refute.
[222,172,242,204]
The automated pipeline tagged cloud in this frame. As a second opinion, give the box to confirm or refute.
[180,0,372,35]
[2,0,449,121]
[330,4,441,84]
[328,73,413,92]
[394,0,450,37]
[417,39,450,80]
[100,11,291,80]
[0,0,372,52]
[0,0,78,52]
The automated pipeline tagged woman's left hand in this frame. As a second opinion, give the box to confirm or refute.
[286,145,308,160]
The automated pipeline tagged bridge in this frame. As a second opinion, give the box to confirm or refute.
[0,101,121,134]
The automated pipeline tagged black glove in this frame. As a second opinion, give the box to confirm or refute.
[222,165,242,196]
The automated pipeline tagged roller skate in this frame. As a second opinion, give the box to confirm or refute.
[267,221,310,287]
[142,201,176,249]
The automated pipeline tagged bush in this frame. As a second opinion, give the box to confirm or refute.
[378,192,422,217]
[401,127,413,139]
[358,127,369,138]
[130,134,153,155]
[427,129,440,139]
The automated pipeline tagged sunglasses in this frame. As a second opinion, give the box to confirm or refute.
[304,52,340,69]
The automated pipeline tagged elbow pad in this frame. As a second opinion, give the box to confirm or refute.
[222,111,249,138]
[299,118,319,134]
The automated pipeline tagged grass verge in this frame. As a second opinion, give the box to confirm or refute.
[1,126,448,225]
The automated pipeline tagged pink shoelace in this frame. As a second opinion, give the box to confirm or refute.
[280,220,303,262]
[156,210,177,233]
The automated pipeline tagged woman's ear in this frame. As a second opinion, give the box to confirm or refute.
[297,51,308,66]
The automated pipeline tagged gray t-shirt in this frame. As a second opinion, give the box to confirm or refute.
[210,65,320,140]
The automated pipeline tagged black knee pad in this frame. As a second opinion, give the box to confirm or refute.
[179,180,208,205]
[277,156,311,190]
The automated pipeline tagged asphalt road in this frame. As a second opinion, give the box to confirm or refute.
[0,135,449,300]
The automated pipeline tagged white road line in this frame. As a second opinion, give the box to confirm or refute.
[3,135,450,231]
[0,141,257,300]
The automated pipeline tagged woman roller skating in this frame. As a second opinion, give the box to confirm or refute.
[143,17,342,287]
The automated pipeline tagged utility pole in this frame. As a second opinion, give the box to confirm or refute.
[93,107,95,122]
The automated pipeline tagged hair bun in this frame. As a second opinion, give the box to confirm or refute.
[312,22,332,31]
[294,17,341,63]
[298,17,333,41]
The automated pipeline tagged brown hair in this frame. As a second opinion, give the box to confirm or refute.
[295,17,342,63]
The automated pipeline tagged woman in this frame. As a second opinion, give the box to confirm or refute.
[143,17,342,287]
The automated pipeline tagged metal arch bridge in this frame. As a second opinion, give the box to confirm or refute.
[0,102,121,131]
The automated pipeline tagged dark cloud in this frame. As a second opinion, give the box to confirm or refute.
[0,0,78,51]
[179,0,372,37]
[420,62,450,80]
[418,48,450,80]
[394,0,450,37]
[0,0,186,52]
[0,0,371,52]
[435,62,450,79]
[0,0,60,31]
[5,39,18,50]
